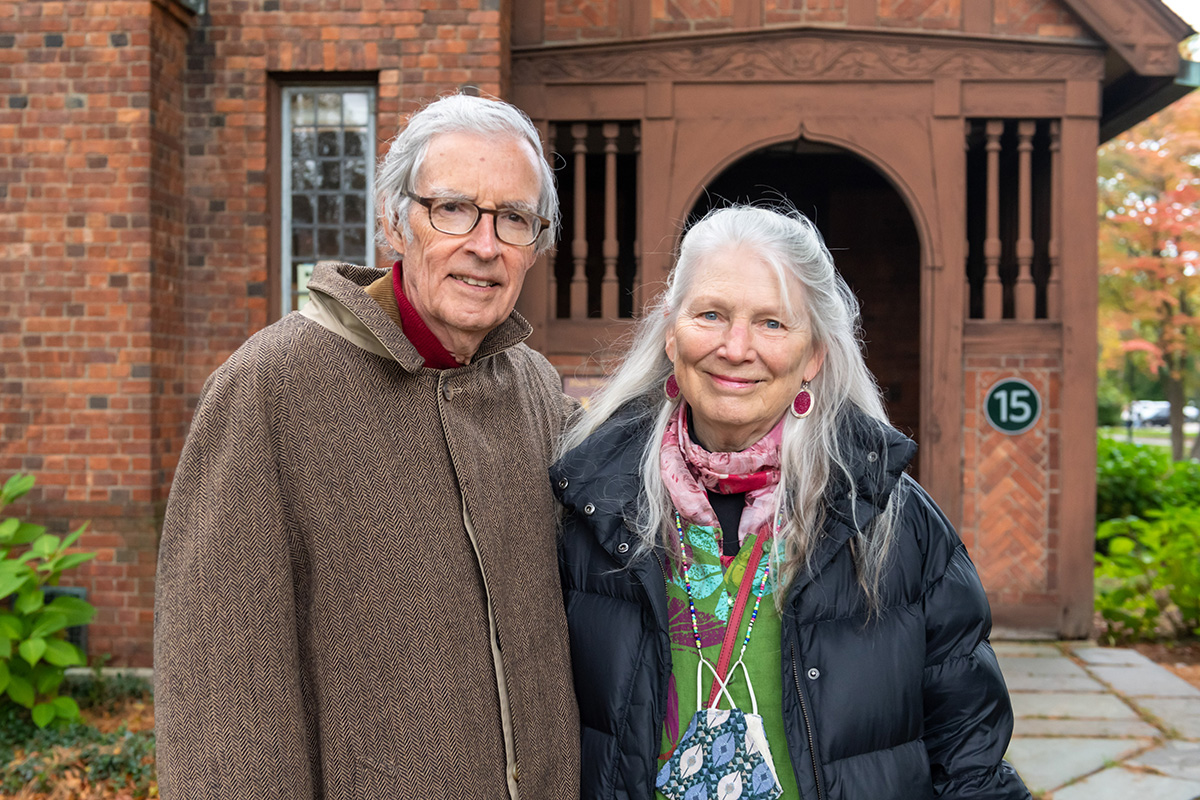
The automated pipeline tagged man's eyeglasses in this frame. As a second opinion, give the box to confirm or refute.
[405,192,549,247]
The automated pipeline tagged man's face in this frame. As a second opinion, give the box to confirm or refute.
[388,131,543,358]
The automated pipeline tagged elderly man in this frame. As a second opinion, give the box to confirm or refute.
[154,95,579,799]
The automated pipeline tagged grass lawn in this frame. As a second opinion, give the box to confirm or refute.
[1098,427,1198,448]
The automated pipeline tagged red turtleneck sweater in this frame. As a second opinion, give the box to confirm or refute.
[391,262,460,369]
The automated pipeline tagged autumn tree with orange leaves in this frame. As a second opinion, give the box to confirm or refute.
[1099,89,1200,461]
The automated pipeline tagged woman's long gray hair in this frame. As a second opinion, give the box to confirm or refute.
[558,204,904,611]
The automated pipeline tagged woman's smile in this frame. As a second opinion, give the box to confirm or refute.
[664,246,823,452]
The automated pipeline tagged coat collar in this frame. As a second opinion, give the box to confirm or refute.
[553,401,916,581]
[303,261,534,371]
[552,401,653,543]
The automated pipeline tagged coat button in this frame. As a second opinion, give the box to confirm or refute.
[867,451,878,462]
[557,478,569,489]
[617,542,630,554]
[807,667,820,680]
[583,503,596,515]
[442,384,454,401]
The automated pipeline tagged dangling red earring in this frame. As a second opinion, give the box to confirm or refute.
[664,374,680,401]
[791,380,813,419]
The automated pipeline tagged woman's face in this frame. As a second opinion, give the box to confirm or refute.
[665,247,824,452]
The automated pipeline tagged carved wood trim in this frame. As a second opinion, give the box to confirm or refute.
[513,33,1105,84]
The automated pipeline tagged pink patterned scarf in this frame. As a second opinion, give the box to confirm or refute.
[660,402,783,563]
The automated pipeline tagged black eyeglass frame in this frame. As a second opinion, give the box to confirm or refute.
[404,192,549,247]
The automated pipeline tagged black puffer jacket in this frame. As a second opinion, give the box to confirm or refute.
[552,406,1031,800]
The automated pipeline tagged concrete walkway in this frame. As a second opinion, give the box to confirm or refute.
[998,641,1200,799]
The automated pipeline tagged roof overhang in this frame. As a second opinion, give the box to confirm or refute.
[1062,0,1198,140]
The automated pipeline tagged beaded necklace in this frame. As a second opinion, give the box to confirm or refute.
[674,510,774,680]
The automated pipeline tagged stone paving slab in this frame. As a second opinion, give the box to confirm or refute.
[1005,737,1151,794]
[1049,767,1200,800]
[1012,717,1160,738]
[1089,664,1200,698]
[1010,691,1141,720]
[1070,646,1156,667]
[1000,656,1105,691]
[1129,741,1200,782]
[1000,656,1096,676]
[1134,697,1200,739]
[993,641,1064,657]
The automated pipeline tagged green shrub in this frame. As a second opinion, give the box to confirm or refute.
[1096,439,1171,524]
[1159,458,1200,508]
[0,474,97,727]
[1095,507,1200,643]
[62,663,152,715]
[1095,439,1200,537]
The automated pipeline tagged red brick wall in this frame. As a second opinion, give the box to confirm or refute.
[651,0,733,34]
[961,356,1063,616]
[876,0,960,30]
[763,0,846,26]
[0,0,179,666]
[1,0,506,665]
[151,2,189,491]
[183,0,505,398]
[994,0,1087,38]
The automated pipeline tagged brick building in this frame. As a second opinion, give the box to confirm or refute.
[0,0,1193,665]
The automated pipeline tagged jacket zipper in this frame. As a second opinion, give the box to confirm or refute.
[653,550,669,593]
[791,641,824,800]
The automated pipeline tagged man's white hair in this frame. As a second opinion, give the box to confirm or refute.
[375,93,559,255]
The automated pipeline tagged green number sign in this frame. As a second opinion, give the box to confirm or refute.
[985,378,1041,435]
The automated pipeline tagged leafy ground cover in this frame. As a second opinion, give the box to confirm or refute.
[0,672,155,799]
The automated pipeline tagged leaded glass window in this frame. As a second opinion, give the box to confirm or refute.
[281,87,376,313]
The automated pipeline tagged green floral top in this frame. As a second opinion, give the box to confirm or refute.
[657,520,800,799]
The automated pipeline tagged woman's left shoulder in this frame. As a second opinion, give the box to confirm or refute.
[891,474,969,577]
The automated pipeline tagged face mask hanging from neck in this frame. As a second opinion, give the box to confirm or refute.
[655,651,784,799]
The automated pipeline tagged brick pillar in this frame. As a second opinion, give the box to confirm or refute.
[0,0,192,666]
[961,354,1063,633]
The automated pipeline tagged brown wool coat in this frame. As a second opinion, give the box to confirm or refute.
[154,262,580,800]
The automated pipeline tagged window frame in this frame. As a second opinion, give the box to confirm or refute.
[272,79,378,318]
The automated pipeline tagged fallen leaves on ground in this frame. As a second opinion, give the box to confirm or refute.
[0,699,157,800]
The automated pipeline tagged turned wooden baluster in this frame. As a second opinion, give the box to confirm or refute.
[602,123,620,319]
[1015,120,1036,320]
[964,119,973,320]
[571,123,589,319]
[983,120,1004,320]
[1047,120,1062,320]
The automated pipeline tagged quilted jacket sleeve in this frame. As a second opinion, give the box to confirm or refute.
[154,343,317,800]
[917,491,1033,800]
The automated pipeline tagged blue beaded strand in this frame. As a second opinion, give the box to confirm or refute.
[674,510,774,661]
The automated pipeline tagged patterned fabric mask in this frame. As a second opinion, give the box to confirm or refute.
[656,661,783,800]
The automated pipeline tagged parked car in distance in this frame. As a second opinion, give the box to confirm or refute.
[1124,399,1200,427]
[1141,404,1198,426]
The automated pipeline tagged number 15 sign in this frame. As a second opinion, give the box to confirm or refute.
[984,378,1042,435]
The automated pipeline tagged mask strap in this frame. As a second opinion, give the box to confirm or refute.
[706,656,758,715]
[696,656,739,710]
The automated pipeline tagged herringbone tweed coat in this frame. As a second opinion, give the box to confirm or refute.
[154,262,580,799]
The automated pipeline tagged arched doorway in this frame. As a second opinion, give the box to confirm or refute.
[689,140,923,453]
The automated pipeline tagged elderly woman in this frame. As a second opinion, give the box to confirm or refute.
[552,205,1030,800]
